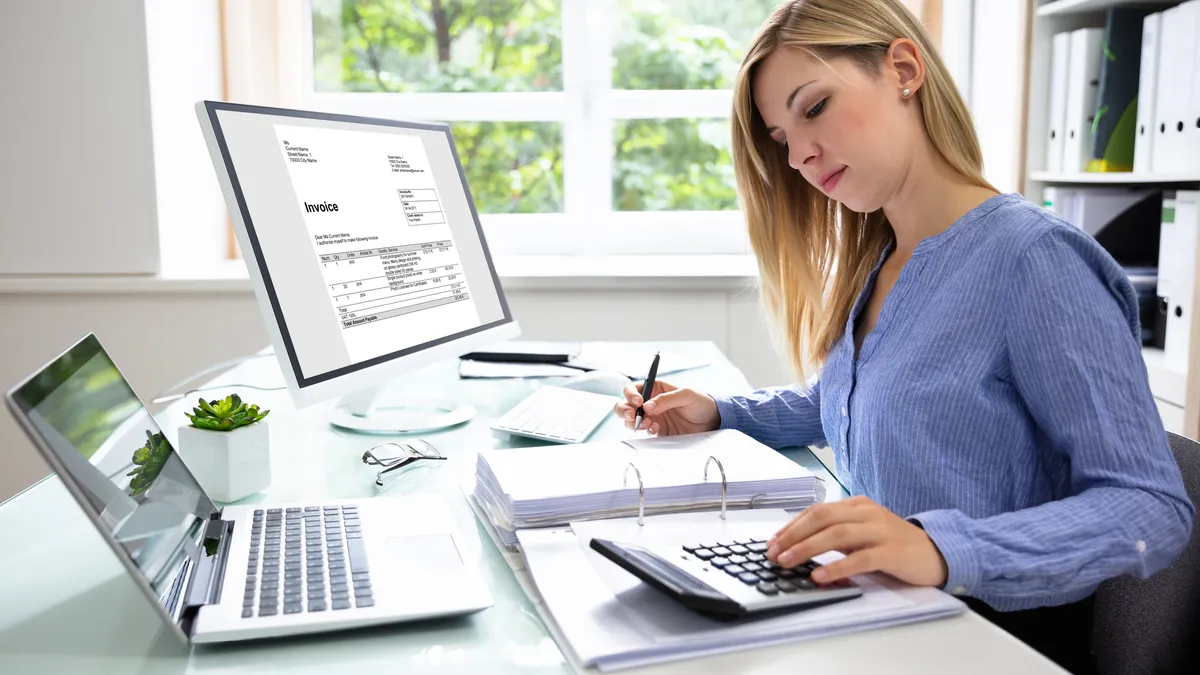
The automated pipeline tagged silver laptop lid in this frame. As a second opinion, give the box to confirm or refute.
[5,334,228,641]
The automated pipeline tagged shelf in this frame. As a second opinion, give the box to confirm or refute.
[1143,347,1187,408]
[1029,171,1200,184]
[1036,0,1174,18]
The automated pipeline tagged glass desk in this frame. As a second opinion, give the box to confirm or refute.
[0,341,1062,674]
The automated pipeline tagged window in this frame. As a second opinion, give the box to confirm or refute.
[300,0,947,257]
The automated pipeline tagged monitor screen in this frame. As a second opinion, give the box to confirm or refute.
[7,335,216,621]
[203,103,513,388]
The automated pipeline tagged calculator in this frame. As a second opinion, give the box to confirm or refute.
[589,537,863,619]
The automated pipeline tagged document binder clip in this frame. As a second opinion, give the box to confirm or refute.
[704,455,728,520]
[624,462,645,526]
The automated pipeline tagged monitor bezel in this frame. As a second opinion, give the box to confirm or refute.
[196,100,519,407]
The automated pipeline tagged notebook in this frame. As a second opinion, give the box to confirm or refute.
[472,429,826,550]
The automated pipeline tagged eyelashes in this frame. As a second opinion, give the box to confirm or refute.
[805,98,827,119]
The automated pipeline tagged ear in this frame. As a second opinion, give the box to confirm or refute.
[886,38,926,98]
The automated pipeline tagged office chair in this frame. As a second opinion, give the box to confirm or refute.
[1092,431,1200,675]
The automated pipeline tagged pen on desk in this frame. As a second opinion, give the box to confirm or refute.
[634,351,661,432]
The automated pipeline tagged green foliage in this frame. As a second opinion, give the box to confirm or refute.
[185,394,270,432]
[127,430,171,497]
[315,0,775,214]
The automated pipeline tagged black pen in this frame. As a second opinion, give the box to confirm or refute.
[635,351,661,432]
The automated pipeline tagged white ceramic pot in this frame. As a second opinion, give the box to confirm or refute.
[176,421,271,503]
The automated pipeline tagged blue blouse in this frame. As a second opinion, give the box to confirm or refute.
[713,193,1194,611]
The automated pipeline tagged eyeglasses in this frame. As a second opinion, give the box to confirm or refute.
[361,439,447,486]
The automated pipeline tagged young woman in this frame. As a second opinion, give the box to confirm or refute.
[612,1,1193,672]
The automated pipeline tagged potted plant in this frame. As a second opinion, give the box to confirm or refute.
[177,394,271,503]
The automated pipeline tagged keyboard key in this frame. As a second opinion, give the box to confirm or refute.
[756,582,779,595]
[242,608,254,618]
[711,547,733,557]
[692,549,715,561]
[709,557,731,568]
[738,572,760,585]
[268,508,282,515]
[775,580,798,593]
[304,506,320,512]
[351,572,371,582]
[333,599,352,610]
[756,570,777,582]
[742,562,763,573]
[353,579,372,591]
[286,507,301,513]
[795,578,817,590]
[347,537,370,573]
[309,601,327,612]
[682,544,703,553]
[747,552,765,562]
[259,606,278,616]
[727,555,748,565]
[331,590,350,600]
[284,603,303,614]
[746,542,768,554]
[356,596,375,608]
[254,509,265,516]
[724,564,745,575]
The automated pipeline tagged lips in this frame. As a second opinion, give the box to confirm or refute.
[816,167,846,192]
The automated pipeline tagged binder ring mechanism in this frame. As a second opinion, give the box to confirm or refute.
[704,455,728,520]
[624,462,645,526]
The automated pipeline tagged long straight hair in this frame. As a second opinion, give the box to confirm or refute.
[731,0,993,377]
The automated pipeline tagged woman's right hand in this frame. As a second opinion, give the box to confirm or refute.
[613,379,720,437]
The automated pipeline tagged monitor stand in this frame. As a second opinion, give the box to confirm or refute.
[328,386,475,434]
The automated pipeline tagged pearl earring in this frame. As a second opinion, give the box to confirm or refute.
[902,88,911,98]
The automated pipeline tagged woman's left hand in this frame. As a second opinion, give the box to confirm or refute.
[767,496,949,587]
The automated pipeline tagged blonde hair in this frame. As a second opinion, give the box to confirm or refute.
[732,0,993,377]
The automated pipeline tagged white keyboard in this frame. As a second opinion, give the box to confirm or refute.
[491,386,616,444]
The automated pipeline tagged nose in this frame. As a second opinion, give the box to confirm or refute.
[786,134,817,172]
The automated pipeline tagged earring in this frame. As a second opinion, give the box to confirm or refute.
[902,88,911,98]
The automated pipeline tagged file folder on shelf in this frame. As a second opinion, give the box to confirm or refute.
[1164,191,1200,374]
[471,429,826,550]
[1046,31,1071,173]
[1063,28,1104,173]
[1088,7,1152,173]
[1134,12,1161,174]
[1152,4,1182,173]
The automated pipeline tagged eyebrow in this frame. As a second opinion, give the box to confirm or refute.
[785,80,817,110]
[766,79,818,133]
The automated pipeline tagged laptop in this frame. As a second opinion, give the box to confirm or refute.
[5,334,492,643]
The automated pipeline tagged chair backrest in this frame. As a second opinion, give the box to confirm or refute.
[1092,431,1200,675]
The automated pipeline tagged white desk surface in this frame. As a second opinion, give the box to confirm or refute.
[0,341,1065,674]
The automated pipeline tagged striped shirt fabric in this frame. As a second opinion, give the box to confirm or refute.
[713,193,1194,611]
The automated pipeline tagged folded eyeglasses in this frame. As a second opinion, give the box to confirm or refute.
[361,439,446,486]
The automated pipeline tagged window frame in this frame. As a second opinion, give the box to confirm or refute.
[298,0,752,257]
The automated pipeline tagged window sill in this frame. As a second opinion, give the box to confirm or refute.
[0,255,761,294]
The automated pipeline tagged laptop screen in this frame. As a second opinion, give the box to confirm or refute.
[7,334,218,621]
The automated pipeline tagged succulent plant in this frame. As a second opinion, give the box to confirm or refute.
[185,393,270,432]
[127,430,171,497]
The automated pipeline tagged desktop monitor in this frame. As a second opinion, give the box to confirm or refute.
[195,101,519,433]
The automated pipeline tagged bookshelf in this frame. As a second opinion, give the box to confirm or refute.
[1024,0,1200,437]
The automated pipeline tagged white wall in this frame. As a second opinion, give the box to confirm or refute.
[143,0,228,273]
[969,0,1030,194]
[0,0,161,274]
[0,287,793,502]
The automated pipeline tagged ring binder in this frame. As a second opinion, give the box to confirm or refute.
[624,462,645,526]
[704,455,728,520]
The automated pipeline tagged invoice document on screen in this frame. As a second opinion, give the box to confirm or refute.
[274,124,481,364]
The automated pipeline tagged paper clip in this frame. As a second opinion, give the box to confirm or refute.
[624,462,645,526]
[704,455,728,520]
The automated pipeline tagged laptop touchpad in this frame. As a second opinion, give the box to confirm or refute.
[384,534,464,573]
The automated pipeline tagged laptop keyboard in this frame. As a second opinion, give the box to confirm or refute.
[242,505,373,618]
[683,538,836,596]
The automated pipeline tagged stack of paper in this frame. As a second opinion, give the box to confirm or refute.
[518,510,965,671]
[472,430,826,550]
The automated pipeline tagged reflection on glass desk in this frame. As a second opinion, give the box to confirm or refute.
[0,341,1062,675]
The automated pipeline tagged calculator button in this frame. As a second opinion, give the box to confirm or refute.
[756,582,779,595]
[693,549,716,561]
[724,564,745,575]
[746,542,769,553]
[728,545,749,555]
[711,547,733,557]
[738,572,760,585]
[776,580,798,593]
[710,557,731,568]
